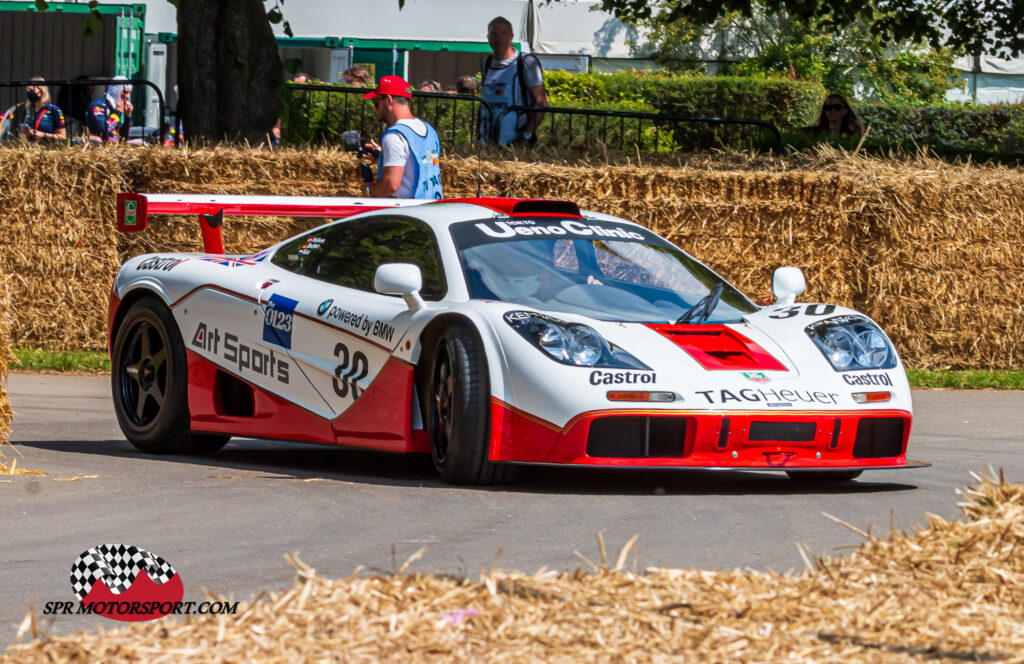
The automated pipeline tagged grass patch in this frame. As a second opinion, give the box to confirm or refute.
[12,347,110,373]
[7,348,1024,389]
[905,368,1024,390]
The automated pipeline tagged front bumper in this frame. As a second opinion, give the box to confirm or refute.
[489,399,919,469]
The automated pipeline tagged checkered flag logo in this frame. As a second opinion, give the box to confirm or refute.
[70,544,177,600]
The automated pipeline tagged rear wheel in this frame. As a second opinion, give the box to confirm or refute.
[785,470,863,483]
[425,324,514,485]
[112,296,229,455]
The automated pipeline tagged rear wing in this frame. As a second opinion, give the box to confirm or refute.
[115,193,434,254]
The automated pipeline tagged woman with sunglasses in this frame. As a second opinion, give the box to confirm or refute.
[14,76,66,142]
[809,94,864,138]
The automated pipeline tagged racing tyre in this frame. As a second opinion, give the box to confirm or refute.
[785,470,862,483]
[425,324,514,485]
[112,296,229,455]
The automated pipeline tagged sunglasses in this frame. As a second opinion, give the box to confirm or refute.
[823,103,846,111]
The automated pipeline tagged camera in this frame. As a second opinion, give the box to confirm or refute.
[341,130,380,183]
[341,130,380,159]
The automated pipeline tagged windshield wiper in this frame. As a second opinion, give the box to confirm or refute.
[675,282,725,325]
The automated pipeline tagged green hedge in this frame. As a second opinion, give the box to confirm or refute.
[546,71,824,130]
[857,104,1024,155]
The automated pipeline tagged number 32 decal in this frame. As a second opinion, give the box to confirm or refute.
[769,304,836,319]
[333,342,369,400]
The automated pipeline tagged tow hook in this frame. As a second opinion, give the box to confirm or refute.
[763,451,795,466]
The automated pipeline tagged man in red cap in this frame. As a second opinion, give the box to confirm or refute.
[359,75,443,199]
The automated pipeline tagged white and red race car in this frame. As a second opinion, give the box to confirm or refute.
[109,193,927,484]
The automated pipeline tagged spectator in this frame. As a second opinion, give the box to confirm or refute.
[480,16,548,145]
[444,84,458,94]
[13,77,66,142]
[273,73,312,144]
[455,75,478,96]
[343,66,372,87]
[86,77,133,143]
[807,94,864,138]
[56,74,93,138]
[359,75,443,199]
[418,79,442,93]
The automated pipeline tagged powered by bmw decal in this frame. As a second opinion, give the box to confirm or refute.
[263,294,298,348]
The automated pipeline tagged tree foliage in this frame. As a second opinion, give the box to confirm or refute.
[573,0,1024,58]
[628,5,959,105]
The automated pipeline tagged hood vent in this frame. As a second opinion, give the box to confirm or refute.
[647,324,788,372]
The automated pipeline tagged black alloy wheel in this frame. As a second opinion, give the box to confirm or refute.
[112,296,228,455]
[425,324,514,485]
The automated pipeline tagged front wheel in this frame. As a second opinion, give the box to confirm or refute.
[111,296,229,455]
[425,324,514,485]
[785,470,863,483]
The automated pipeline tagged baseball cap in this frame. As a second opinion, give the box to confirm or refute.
[362,75,413,100]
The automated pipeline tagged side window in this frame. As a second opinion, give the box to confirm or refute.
[271,228,330,274]
[308,217,447,300]
[552,239,579,271]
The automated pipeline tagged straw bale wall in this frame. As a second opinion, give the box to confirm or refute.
[3,471,1023,662]
[0,146,1021,369]
[0,276,13,471]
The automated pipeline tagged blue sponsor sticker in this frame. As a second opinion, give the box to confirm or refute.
[318,299,333,316]
[262,294,298,348]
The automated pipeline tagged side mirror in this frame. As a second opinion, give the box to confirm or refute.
[771,266,805,306]
[374,263,426,311]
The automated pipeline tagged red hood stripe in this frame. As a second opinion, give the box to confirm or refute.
[646,323,788,372]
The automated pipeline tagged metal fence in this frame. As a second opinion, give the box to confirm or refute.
[0,78,166,144]
[285,83,492,149]
[284,83,783,154]
[494,105,784,154]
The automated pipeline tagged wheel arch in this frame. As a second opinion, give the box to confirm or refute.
[413,311,509,413]
[110,285,174,355]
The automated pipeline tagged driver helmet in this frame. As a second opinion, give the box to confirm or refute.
[471,243,548,300]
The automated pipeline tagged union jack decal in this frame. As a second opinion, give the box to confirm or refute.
[198,257,257,268]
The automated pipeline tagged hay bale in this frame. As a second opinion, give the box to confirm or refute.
[3,470,1022,662]
[2,144,1023,367]
[0,275,14,473]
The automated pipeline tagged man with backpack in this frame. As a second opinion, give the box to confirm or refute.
[480,16,549,146]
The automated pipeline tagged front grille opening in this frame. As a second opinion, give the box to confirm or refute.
[215,370,255,417]
[749,421,816,442]
[586,417,687,458]
[853,418,905,458]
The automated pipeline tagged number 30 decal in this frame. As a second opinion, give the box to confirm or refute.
[333,342,369,399]
[769,304,836,319]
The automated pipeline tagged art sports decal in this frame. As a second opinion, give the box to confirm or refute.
[136,256,186,272]
[695,387,839,406]
[769,304,837,319]
[192,322,290,384]
[589,370,656,385]
[263,294,298,349]
[843,372,893,386]
[68,544,183,622]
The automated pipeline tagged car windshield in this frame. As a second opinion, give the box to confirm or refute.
[451,217,758,323]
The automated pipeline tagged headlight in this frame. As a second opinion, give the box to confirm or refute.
[504,311,648,369]
[806,315,897,371]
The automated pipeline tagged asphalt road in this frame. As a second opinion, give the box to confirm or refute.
[3,373,1023,644]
